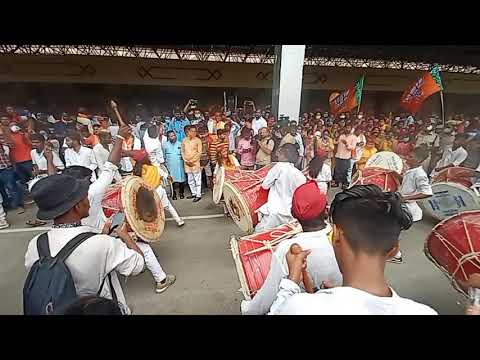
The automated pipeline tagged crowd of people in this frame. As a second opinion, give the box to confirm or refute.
[0,99,478,315]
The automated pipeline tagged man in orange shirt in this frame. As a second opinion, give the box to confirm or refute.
[334,127,357,189]
[9,122,33,210]
[181,125,203,202]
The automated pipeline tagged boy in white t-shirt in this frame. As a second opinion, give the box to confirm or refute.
[268,184,438,315]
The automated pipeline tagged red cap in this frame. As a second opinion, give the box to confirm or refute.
[291,180,327,221]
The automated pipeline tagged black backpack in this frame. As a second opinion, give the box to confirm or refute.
[23,232,96,315]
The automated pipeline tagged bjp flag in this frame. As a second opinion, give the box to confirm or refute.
[400,65,444,114]
[329,76,364,116]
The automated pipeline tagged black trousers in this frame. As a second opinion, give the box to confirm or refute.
[333,158,350,185]
[172,182,185,195]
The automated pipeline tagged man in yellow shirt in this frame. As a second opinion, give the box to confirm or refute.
[181,125,203,202]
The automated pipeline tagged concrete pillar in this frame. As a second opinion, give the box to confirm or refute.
[271,45,306,124]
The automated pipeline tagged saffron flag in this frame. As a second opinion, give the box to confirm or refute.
[329,76,364,116]
[400,65,444,114]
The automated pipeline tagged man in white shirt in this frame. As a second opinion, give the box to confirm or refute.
[255,144,306,233]
[142,124,165,166]
[391,145,433,264]
[30,134,65,180]
[268,184,437,315]
[92,131,122,182]
[242,181,342,315]
[64,132,98,181]
[26,138,145,314]
[252,110,267,137]
[433,134,469,175]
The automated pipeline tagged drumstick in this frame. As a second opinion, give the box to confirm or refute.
[290,244,315,294]
[110,100,127,127]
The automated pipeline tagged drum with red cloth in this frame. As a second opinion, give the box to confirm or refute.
[223,163,275,233]
[351,167,402,192]
[432,166,478,188]
[101,176,165,242]
[230,222,302,300]
[425,210,480,295]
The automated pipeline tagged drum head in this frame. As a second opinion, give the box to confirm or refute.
[420,182,480,221]
[223,182,253,233]
[122,176,165,242]
[432,166,479,187]
[213,166,225,204]
[365,151,404,174]
[425,210,480,295]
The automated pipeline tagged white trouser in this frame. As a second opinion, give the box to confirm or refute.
[187,171,202,198]
[254,212,294,233]
[156,186,183,224]
[136,242,166,283]
[0,193,6,223]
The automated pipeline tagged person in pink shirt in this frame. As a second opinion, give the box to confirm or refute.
[334,127,357,189]
[236,127,255,170]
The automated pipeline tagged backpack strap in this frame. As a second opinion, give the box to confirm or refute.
[52,232,97,266]
[36,233,51,259]
[97,273,118,303]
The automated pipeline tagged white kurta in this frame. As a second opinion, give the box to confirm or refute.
[64,146,98,181]
[399,166,433,222]
[435,146,468,169]
[25,225,145,314]
[252,117,267,136]
[255,162,306,232]
[241,226,342,315]
[268,280,438,315]
[92,144,122,182]
[315,163,332,194]
[82,161,118,230]
[143,132,165,166]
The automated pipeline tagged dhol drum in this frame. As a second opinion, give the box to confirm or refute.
[223,163,275,233]
[420,182,480,221]
[159,163,174,198]
[365,151,404,174]
[230,221,302,300]
[425,210,480,296]
[101,176,165,242]
[432,166,479,188]
[351,167,402,192]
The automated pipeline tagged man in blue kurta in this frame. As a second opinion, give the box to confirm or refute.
[167,111,190,143]
[163,130,187,200]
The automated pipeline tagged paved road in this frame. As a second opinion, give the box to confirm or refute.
[0,190,466,315]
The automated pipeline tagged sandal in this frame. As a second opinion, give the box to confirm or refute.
[26,219,47,227]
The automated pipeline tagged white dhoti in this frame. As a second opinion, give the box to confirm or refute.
[254,211,294,233]
[187,172,202,198]
[136,242,166,283]
[155,186,183,225]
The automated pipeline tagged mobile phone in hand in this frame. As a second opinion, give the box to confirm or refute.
[109,212,125,235]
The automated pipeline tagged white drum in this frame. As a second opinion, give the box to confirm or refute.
[365,151,404,174]
[420,182,480,221]
[213,166,225,204]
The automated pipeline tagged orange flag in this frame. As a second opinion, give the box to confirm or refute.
[400,66,444,114]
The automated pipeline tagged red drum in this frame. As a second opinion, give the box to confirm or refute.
[432,167,479,188]
[102,176,165,242]
[230,222,302,300]
[223,163,275,233]
[351,167,402,192]
[425,210,480,295]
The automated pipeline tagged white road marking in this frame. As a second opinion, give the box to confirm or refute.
[0,213,226,234]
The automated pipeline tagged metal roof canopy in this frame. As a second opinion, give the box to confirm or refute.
[1,45,479,74]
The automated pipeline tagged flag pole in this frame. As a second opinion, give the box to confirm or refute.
[439,90,445,127]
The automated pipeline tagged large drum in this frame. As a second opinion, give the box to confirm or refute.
[101,176,165,242]
[230,222,302,300]
[425,210,480,295]
[365,151,404,174]
[420,182,480,221]
[351,167,402,192]
[223,164,275,233]
[212,166,226,205]
[432,166,479,188]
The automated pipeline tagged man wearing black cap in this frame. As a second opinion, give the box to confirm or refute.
[242,180,342,315]
[25,126,145,314]
[269,185,437,315]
